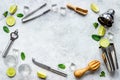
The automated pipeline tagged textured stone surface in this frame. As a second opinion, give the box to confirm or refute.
[0,0,120,80]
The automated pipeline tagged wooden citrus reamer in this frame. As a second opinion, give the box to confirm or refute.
[74,60,100,78]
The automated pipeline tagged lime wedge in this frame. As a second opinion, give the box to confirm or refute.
[37,71,47,79]
[90,3,99,13]
[9,5,17,14]
[99,38,110,48]
[6,16,16,27]
[6,67,16,78]
[98,25,106,36]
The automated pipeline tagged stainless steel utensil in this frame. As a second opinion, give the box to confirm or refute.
[2,30,19,58]
[98,9,115,27]
[99,43,119,72]
[22,3,50,23]
[32,58,67,77]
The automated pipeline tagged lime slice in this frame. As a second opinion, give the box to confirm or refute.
[9,5,17,14]
[99,38,110,48]
[98,25,106,36]
[6,67,16,78]
[90,3,99,13]
[6,16,16,27]
[37,71,47,79]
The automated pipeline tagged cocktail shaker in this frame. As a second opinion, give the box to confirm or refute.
[98,9,115,27]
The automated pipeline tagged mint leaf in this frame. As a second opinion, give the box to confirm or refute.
[100,71,105,77]
[92,34,101,41]
[93,22,99,29]
[21,52,25,60]
[58,64,66,69]
[17,13,24,18]
[3,11,8,17]
[3,26,10,33]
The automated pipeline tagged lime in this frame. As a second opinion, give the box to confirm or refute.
[37,71,47,79]
[6,16,16,27]
[6,67,16,78]
[9,5,17,14]
[98,25,106,36]
[90,3,99,13]
[99,38,110,48]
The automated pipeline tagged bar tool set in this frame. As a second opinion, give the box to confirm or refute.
[74,60,100,78]
[32,58,67,77]
[98,9,115,27]
[99,43,119,72]
[2,30,19,58]
[98,9,119,72]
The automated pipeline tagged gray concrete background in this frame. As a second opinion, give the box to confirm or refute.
[0,0,120,80]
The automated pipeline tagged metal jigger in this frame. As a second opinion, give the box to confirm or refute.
[98,9,115,27]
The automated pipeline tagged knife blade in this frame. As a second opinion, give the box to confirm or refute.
[32,58,67,77]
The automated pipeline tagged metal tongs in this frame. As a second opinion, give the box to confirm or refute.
[99,43,119,72]
[22,3,50,23]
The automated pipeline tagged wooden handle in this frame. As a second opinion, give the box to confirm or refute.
[74,66,89,78]
[67,3,75,10]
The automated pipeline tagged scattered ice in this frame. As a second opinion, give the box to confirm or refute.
[69,63,76,71]
[18,64,32,77]
[4,55,18,67]
[60,7,66,16]
[51,4,58,12]
[23,6,30,15]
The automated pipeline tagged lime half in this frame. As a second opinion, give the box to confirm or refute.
[9,5,17,14]
[6,16,16,27]
[37,71,47,79]
[6,67,16,78]
[99,38,110,48]
[90,3,99,13]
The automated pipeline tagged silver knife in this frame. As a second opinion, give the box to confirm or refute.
[32,58,67,77]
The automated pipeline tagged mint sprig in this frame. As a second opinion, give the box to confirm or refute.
[3,26,10,33]
[17,13,24,18]
[58,64,66,69]
[93,22,99,29]
[21,52,25,60]
[100,71,105,77]
[3,11,8,17]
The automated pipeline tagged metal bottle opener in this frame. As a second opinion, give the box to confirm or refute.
[99,43,119,72]
[2,30,19,58]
